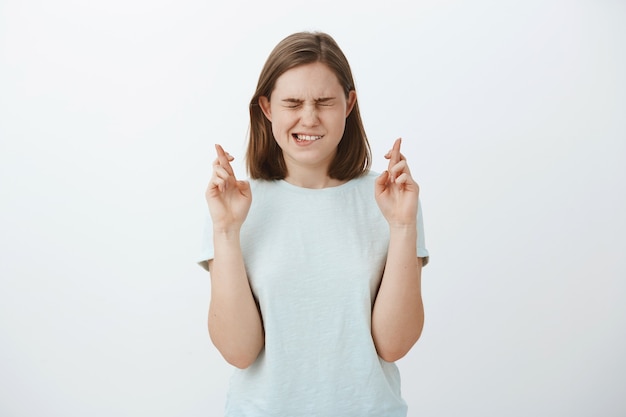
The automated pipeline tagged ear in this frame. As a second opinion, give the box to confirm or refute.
[345,90,357,117]
[258,96,272,122]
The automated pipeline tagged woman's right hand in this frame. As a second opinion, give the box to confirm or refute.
[205,144,252,232]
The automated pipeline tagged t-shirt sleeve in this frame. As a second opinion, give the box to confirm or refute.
[417,199,429,266]
[197,211,214,272]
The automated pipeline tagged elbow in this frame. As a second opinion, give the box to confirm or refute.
[209,329,263,369]
[208,317,264,369]
[209,338,262,369]
[222,351,259,369]
[377,344,412,363]
[375,323,424,363]
[379,352,405,363]
[211,332,262,368]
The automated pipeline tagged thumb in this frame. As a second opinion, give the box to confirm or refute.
[236,180,251,197]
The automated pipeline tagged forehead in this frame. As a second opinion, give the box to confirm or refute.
[272,62,343,97]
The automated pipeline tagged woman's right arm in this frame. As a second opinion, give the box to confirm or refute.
[206,145,264,369]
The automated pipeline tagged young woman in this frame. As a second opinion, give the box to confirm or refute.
[199,31,429,417]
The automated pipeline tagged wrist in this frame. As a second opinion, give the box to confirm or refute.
[388,222,418,242]
[213,226,242,239]
[387,221,417,232]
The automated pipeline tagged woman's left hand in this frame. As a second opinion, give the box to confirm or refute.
[375,138,420,227]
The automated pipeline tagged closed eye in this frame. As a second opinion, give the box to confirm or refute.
[282,99,302,109]
[280,97,336,108]
[316,98,335,106]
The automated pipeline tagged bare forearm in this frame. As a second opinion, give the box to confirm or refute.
[372,225,424,362]
[208,230,264,368]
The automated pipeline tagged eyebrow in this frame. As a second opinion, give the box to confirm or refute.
[281,97,336,104]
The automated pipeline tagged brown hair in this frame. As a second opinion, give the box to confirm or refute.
[246,31,371,180]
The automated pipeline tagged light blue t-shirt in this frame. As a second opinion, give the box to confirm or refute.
[199,171,429,417]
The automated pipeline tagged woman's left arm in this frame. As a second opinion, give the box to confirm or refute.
[372,138,424,362]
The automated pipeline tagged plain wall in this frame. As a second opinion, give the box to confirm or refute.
[1,0,625,416]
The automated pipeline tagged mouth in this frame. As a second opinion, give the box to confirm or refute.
[292,133,323,143]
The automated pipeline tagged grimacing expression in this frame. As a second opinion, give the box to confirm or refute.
[259,62,356,177]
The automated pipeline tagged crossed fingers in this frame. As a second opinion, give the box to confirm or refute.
[211,144,236,192]
[384,138,412,185]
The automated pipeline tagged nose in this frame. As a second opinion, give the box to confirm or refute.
[300,104,319,127]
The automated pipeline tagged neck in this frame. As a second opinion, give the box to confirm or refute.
[284,168,345,189]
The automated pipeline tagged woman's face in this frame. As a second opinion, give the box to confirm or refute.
[259,62,356,179]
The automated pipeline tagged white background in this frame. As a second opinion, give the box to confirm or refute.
[1,0,625,416]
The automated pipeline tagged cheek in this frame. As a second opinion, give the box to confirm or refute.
[328,113,347,132]
[271,112,295,132]
[270,116,289,143]
[271,123,281,141]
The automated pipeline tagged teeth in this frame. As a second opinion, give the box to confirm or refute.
[295,134,322,141]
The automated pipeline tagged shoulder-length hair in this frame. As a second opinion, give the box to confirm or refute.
[246,31,371,180]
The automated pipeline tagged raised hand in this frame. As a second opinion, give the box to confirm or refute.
[205,144,252,232]
[374,138,419,227]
